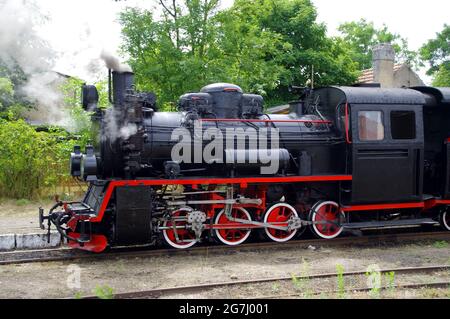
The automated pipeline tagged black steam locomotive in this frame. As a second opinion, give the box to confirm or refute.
[39,69,450,252]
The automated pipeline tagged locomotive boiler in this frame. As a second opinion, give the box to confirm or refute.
[39,67,450,252]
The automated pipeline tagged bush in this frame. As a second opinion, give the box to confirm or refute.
[0,116,91,199]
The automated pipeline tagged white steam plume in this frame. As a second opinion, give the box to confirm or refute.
[0,0,137,139]
[102,108,138,142]
[0,0,77,131]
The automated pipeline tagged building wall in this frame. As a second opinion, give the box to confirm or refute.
[393,65,425,88]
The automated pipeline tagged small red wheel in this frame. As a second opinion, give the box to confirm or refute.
[264,203,299,242]
[439,209,450,231]
[214,207,252,246]
[162,208,197,249]
[309,201,345,239]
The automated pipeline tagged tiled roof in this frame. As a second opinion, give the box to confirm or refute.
[358,63,404,83]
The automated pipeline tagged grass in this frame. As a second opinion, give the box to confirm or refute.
[336,264,346,299]
[291,258,313,298]
[271,282,280,293]
[15,198,31,206]
[365,265,382,299]
[433,241,449,249]
[385,271,396,297]
[93,285,114,299]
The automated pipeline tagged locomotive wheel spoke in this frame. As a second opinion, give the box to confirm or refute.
[214,208,252,246]
[310,201,345,240]
[162,208,197,249]
[264,203,299,243]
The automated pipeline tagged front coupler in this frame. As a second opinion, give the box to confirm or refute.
[39,201,94,246]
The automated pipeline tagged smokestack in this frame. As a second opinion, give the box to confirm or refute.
[112,71,134,105]
[372,43,395,88]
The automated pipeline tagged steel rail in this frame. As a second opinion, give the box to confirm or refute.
[1,231,449,266]
[259,281,450,299]
[83,264,450,299]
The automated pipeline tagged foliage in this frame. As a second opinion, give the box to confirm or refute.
[74,291,83,299]
[0,61,31,110]
[337,18,420,70]
[119,0,359,107]
[216,0,359,105]
[15,198,31,206]
[335,263,346,298]
[119,1,222,106]
[0,69,99,200]
[365,265,381,298]
[0,116,89,199]
[421,25,450,88]
[0,76,28,120]
[432,63,450,87]
[0,77,14,110]
[385,271,395,295]
[291,258,312,297]
[93,285,114,299]
[433,240,449,249]
[420,24,450,75]
[94,80,111,109]
[271,282,280,293]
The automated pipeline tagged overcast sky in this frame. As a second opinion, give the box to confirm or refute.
[36,0,449,84]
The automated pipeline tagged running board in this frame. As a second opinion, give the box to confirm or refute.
[342,218,439,230]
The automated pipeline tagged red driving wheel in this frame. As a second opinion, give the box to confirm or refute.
[162,208,197,249]
[214,207,252,246]
[264,203,299,242]
[309,201,345,239]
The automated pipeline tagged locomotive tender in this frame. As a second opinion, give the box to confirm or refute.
[39,68,450,252]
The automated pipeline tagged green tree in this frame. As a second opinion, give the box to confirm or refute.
[420,25,449,85]
[0,117,90,199]
[432,63,450,87]
[119,0,359,107]
[337,19,419,70]
[0,77,14,111]
[119,1,222,107]
[216,0,359,105]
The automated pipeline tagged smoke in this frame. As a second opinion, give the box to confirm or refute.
[0,1,53,74]
[102,108,138,142]
[0,0,78,130]
[100,50,133,73]
[0,0,138,139]
[120,123,138,139]
[99,51,136,141]
[103,108,120,142]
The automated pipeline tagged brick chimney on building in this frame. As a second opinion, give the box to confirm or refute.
[373,43,395,88]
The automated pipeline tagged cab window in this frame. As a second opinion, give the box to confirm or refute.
[358,111,384,141]
[390,111,416,139]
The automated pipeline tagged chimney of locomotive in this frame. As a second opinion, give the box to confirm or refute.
[373,43,395,88]
[112,70,135,105]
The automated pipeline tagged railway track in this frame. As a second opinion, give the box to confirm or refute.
[1,230,449,266]
[83,264,450,299]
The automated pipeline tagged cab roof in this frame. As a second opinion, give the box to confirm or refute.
[314,86,426,106]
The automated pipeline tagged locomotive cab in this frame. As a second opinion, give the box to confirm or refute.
[313,87,425,204]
